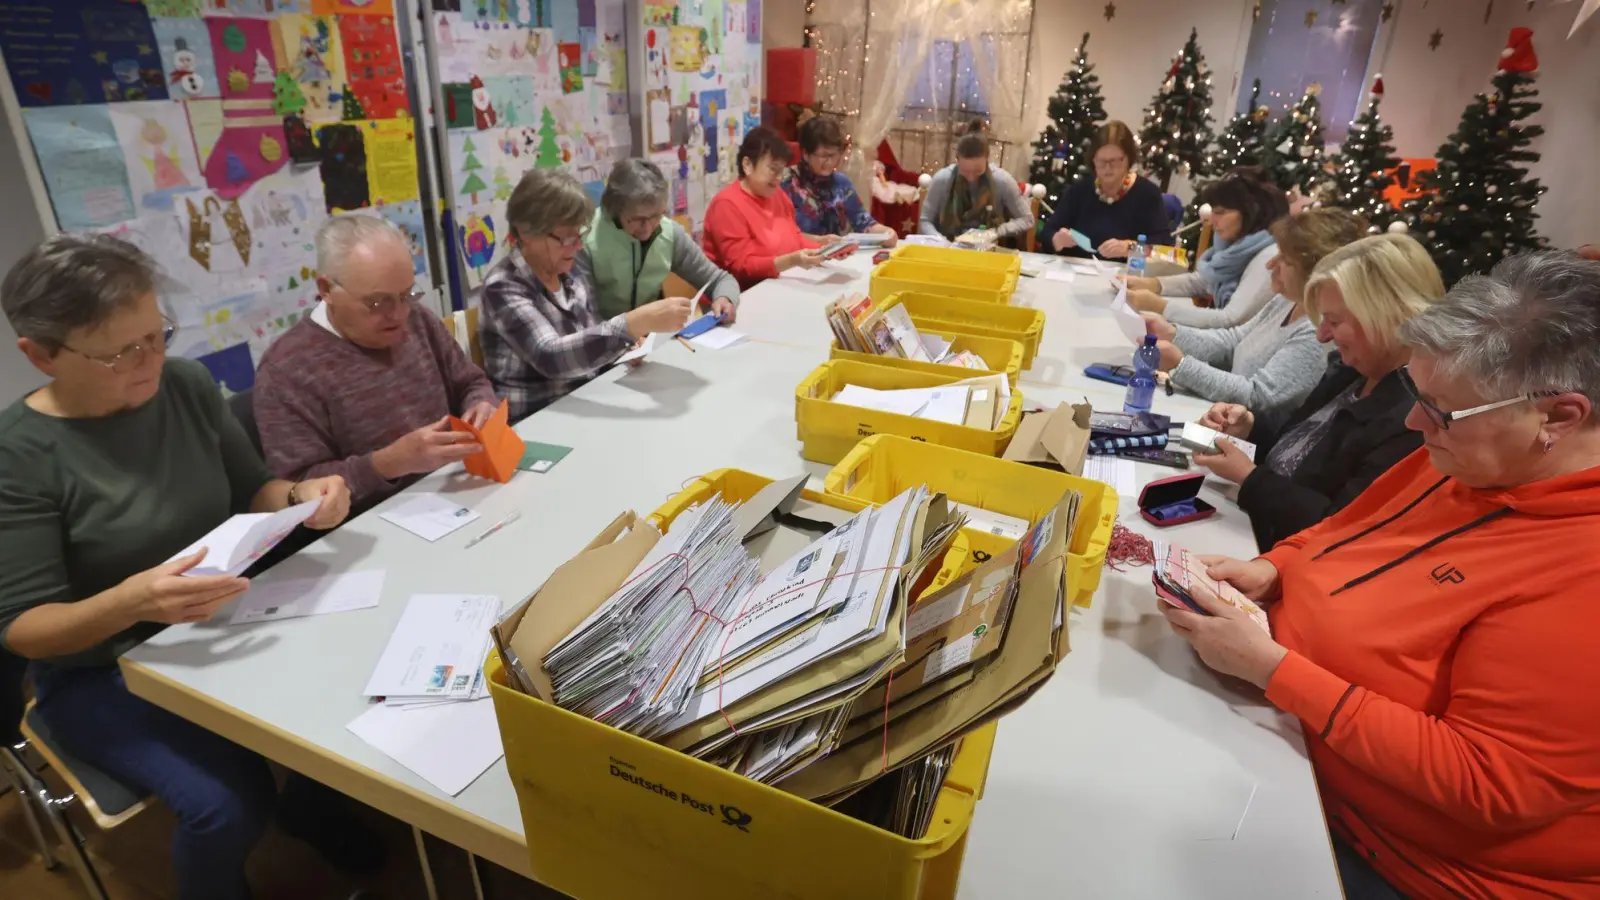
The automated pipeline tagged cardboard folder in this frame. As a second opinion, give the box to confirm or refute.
[449,398,525,484]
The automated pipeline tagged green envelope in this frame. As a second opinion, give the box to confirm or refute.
[517,442,573,473]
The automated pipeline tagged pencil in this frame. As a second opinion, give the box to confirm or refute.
[677,336,697,353]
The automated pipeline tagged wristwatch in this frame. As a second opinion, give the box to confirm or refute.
[287,482,302,505]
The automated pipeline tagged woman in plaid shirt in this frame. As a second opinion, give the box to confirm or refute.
[478,169,692,419]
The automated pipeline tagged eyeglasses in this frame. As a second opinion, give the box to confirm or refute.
[545,226,591,250]
[62,319,177,374]
[327,278,425,316]
[809,149,843,164]
[1398,365,1561,431]
[621,213,663,233]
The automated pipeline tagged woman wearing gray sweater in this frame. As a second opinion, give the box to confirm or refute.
[1139,208,1369,417]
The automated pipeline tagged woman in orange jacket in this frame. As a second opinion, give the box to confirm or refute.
[1161,251,1600,899]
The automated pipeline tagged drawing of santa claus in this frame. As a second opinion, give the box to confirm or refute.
[471,75,497,129]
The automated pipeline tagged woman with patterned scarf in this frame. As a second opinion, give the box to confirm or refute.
[781,115,899,246]
[917,120,1034,245]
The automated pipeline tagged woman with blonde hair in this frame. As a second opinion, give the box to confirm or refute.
[1193,233,1445,549]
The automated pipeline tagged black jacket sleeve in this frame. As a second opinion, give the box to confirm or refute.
[1237,428,1424,551]
[1137,184,1175,248]
[1043,180,1084,252]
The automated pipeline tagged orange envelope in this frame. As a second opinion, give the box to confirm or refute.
[449,399,525,484]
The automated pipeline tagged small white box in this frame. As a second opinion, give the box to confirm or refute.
[1180,422,1257,461]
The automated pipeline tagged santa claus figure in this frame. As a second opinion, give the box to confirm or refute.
[471,75,498,130]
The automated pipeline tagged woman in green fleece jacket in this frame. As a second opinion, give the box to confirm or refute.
[581,158,741,323]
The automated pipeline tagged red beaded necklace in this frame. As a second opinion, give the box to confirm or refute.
[1094,172,1137,205]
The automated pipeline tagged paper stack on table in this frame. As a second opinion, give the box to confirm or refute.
[229,571,385,625]
[379,493,481,542]
[363,594,500,707]
[169,499,323,577]
[826,295,995,373]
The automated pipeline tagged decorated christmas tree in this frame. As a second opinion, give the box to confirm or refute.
[535,105,562,168]
[1405,28,1546,286]
[1262,84,1326,192]
[1330,74,1401,231]
[1137,28,1215,191]
[493,165,513,201]
[342,90,366,121]
[1207,79,1269,173]
[1026,33,1107,208]
[272,70,306,116]
[460,137,488,203]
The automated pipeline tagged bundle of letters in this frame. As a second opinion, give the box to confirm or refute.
[832,374,1012,430]
[826,293,988,371]
[363,594,498,708]
[495,474,1082,820]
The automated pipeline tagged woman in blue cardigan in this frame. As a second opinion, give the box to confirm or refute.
[1042,121,1173,259]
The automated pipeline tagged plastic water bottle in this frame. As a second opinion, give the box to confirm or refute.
[1127,233,1149,280]
[1124,334,1160,413]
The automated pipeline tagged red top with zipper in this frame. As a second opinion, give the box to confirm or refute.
[701,181,818,290]
[1260,448,1600,899]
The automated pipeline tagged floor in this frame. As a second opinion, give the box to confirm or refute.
[0,768,569,900]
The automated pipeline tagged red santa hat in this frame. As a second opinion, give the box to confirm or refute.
[470,74,485,90]
[1369,73,1384,98]
[1498,27,1538,73]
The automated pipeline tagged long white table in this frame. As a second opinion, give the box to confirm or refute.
[121,250,1342,898]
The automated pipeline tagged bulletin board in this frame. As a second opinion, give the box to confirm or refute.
[427,0,634,288]
[0,0,430,395]
[635,0,762,236]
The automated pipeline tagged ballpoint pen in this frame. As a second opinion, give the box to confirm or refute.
[463,510,522,549]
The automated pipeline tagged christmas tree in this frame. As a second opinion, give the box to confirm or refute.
[1207,79,1269,173]
[493,165,513,201]
[252,50,274,84]
[1262,84,1326,192]
[460,137,488,203]
[1405,28,1546,286]
[1137,28,1215,191]
[1026,32,1106,208]
[342,90,366,121]
[272,70,306,116]
[1329,74,1401,231]
[535,105,562,168]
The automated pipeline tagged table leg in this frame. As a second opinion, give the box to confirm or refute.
[412,826,440,900]
[468,852,487,900]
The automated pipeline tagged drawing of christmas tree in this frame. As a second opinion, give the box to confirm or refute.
[460,137,489,202]
[273,71,306,116]
[493,165,513,200]
[342,90,365,121]
[535,105,562,168]
[253,50,275,84]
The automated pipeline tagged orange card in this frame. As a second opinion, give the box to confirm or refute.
[449,399,525,484]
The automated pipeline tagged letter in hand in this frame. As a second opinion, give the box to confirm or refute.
[794,249,826,269]
[384,416,483,478]
[1200,403,1253,439]
[1191,438,1255,485]
[1198,555,1281,605]
[1158,576,1287,689]
[126,551,250,625]
[629,296,694,338]
[295,475,351,529]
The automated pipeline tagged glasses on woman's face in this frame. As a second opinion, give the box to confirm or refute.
[328,278,425,316]
[1093,153,1128,171]
[546,225,591,250]
[621,212,663,233]
[62,318,177,374]
[1398,365,1560,431]
[810,148,843,166]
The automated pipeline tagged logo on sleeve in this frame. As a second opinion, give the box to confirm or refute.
[1430,563,1465,585]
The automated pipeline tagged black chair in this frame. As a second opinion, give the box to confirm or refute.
[2,651,149,899]
[228,388,263,458]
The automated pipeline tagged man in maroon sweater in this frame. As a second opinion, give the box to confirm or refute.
[254,216,500,507]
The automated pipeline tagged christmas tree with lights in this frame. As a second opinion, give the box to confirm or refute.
[1262,84,1326,193]
[1330,74,1401,231]
[1405,28,1546,286]
[1207,79,1269,173]
[1027,33,1107,208]
[1137,28,1215,191]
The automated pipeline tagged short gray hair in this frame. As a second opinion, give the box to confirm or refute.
[1,234,156,350]
[1399,251,1600,406]
[600,159,669,219]
[506,168,593,239]
[315,214,408,279]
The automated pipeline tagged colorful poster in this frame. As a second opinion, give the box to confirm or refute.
[109,100,204,214]
[153,17,220,100]
[441,83,476,129]
[645,88,670,152]
[669,25,703,73]
[643,28,668,89]
[363,118,420,205]
[338,14,407,119]
[703,0,723,52]
[643,0,675,27]
[203,122,290,199]
[434,14,485,82]
[527,29,561,91]
[312,0,394,14]
[271,14,346,122]
[698,89,725,174]
[0,1,167,106]
[23,106,136,229]
[452,132,494,205]
[377,200,428,275]
[559,42,583,94]
[316,123,370,211]
[182,194,254,275]
[457,203,497,286]
[578,0,597,27]
[551,0,580,42]
[208,17,277,102]
[484,75,535,128]
[725,1,746,42]
[578,27,598,77]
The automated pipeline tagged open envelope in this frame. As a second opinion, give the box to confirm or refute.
[449,398,525,484]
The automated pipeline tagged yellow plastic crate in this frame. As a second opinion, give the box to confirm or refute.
[832,329,1017,385]
[795,360,1024,465]
[878,292,1044,368]
[871,259,1017,305]
[890,244,1023,282]
[824,435,1119,608]
[484,466,999,900]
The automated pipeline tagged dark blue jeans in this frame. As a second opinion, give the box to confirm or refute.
[1335,835,1410,900]
[31,664,277,900]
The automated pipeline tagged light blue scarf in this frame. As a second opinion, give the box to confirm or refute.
[1196,229,1275,309]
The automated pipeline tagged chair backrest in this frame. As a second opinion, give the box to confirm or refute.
[1162,193,1185,233]
[227,388,263,458]
[0,648,28,745]
[449,308,485,368]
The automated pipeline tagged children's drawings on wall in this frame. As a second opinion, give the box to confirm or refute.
[153,18,220,100]
[363,118,420,206]
[377,201,429,275]
[317,122,370,211]
[643,28,669,89]
[457,205,498,287]
[208,17,277,102]
[110,100,204,214]
[0,2,167,107]
[338,14,407,119]
[23,106,136,229]
[271,14,346,122]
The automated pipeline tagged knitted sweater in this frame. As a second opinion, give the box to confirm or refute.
[1159,241,1280,328]
[1169,295,1327,417]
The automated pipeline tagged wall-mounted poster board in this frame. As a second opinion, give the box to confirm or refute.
[427,0,633,289]
[0,0,429,394]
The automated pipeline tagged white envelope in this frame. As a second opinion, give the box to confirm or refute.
[170,499,322,577]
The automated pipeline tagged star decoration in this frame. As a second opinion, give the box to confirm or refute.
[91,51,109,64]
[1381,2,1395,20]
[1305,9,1318,26]
[138,43,154,57]
[1428,28,1444,50]
[1103,1,1116,20]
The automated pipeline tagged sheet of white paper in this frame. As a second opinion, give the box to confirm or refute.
[1069,261,1102,276]
[229,571,385,625]
[781,263,852,283]
[1112,280,1149,344]
[1042,269,1077,284]
[1083,455,1140,498]
[347,697,503,796]
[833,385,932,418]
[171,499,322,577]
[379,494,481,542]
[617,332,658,364]
[846,231,890,245]
[689,328,749,350]
[363,595,499,699]
[919,387,972,425]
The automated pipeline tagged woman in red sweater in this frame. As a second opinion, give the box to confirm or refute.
[702,126,826,289]
[1161,251,1600,899]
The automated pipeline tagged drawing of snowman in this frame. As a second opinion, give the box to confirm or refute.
[168,38,206,96]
